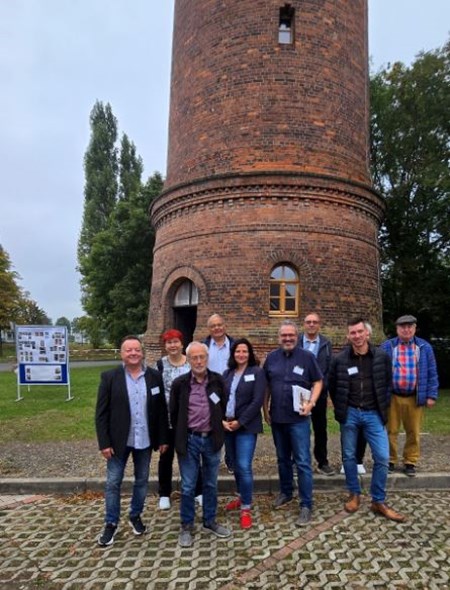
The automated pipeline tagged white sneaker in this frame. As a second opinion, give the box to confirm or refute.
[159,496,171,510]
[195,494,203,507]
[340,464,366,474]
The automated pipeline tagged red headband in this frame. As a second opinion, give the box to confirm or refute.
[162,329,184,343]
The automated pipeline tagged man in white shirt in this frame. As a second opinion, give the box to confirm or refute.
[203,314,234,375]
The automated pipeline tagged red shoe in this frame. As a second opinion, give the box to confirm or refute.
[225,498,241,511]
[240,510,252,529]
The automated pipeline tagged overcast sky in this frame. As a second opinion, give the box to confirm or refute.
[1,1,449,324]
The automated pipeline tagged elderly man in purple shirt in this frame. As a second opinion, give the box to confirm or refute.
[170,341,231,547]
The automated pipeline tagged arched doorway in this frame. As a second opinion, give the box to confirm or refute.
[173,280,198,346]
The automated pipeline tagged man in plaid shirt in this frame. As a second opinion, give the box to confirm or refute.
[381,315,439,477]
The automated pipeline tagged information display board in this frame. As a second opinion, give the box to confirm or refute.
[15,325,72,400]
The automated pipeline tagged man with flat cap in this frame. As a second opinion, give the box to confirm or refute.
[381,315,439,477]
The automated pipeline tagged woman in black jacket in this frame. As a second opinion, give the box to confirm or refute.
[222,338,266,529]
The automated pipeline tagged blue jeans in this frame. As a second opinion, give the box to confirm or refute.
[158,429,203,498]
[105,446,151,524]
[178,433,221,526]
[341,407,389,503]
[225,431,257,508]
[271,420,313,509]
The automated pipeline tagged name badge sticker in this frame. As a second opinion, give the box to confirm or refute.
[293,366,304,376]
[244,374,255,382]
[348,367,358,376]
[150,386,160,395]
[209,392,220,404]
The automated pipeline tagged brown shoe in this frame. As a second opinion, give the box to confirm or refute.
[370,502,407,522]
[344,494,361,513]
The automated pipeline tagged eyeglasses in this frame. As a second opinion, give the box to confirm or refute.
[189,354,207,361]
[305,320,319,324]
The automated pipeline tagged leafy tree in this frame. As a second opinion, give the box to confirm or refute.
[119,133,144,201]
[16,296,51,325]
[77,101,163,345]
[78,101,118,282]
[55,316,71,334]
[370,41,450,338]
[77,101,119,342]
[83,171,163,346]
[71,317,87,344]
[75,315,103,349]
[0,246,51,354]
[0,245,22,327]
[0,245,22,354]
[71,317,82,334]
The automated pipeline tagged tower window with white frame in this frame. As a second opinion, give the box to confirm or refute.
[279,4,295,45]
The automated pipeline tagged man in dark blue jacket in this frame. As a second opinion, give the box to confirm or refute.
[264,320,323,526]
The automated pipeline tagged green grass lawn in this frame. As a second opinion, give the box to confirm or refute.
[0,342,16,361]
[0,365,117,444]
[326,393,450,435]
[262,392,449,436]
[1,366,449,444]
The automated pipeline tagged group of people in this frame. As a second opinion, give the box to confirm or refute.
[95,312,439,548]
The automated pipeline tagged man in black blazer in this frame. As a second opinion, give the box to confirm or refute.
[298,312,334,476]
[95,335,169,546]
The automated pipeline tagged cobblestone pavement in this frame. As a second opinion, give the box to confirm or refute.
[1,491,449,590]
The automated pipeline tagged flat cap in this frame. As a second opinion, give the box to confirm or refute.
[395,314,417,325]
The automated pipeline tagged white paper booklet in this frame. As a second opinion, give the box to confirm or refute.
[292,385,312,415]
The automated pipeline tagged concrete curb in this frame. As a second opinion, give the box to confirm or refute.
[1,472,448,495]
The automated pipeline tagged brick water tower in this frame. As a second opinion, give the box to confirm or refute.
[146,0,384,358]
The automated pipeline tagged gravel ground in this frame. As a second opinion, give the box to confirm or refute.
[0,433,449,479]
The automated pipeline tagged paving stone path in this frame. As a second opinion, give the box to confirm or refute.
[1,491,449,589]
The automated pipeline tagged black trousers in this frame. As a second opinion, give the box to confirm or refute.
[158,428,202,497]
[311,393,329,467]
